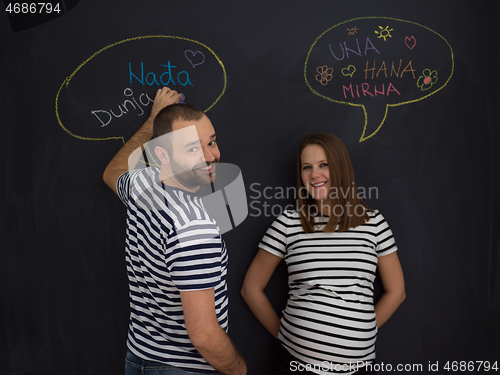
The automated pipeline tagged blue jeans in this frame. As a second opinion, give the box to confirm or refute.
[125,350,198,374]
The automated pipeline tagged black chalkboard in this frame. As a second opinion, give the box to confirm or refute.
[1,1,499,374]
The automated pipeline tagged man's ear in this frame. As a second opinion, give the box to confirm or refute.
[155,146,170,165]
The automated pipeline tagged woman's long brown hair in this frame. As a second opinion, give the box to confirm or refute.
[296,133,372,233]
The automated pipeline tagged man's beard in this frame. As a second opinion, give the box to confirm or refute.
[170,158,218,189]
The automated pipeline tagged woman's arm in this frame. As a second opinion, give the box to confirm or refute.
[241,249,283,338]
[374,251,406,329]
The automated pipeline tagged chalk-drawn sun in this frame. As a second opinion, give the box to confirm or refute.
[347,27,358,36]
[375,26,393,41]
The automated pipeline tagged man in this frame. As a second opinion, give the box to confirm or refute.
[103,87,247,375]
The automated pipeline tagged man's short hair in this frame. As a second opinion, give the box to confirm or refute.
[152,103,205,149]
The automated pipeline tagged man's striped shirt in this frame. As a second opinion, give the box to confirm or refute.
[117,167,228,374]
[259,210,397,374]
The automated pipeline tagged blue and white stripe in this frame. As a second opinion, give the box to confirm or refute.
[117,167,227,374]
[259,210,397,374]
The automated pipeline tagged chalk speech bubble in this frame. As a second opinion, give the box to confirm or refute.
[55,36,227,143]
[305,17,454,141]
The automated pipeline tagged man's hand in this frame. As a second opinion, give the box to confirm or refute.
[103,86,181,195]
[150,87,182,120]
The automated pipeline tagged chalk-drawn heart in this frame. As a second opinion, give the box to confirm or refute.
[341,65,356,77]
[185,50,205,68]
[405,36,416,50]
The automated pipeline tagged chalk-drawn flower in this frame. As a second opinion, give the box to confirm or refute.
[417,69,438,91]
[316,65,333,85]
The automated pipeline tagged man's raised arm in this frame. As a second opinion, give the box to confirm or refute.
[102,87,181,195]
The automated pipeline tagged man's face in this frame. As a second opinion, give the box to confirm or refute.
[168,115,220,189]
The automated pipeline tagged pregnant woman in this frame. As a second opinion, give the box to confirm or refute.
[241,133,405,374]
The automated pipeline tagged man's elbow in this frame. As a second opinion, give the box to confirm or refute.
[188,325,225,351]
[102,167,110,185]
[102,167,118,193]
[189,331,213,350]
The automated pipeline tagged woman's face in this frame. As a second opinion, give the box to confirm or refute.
[300,144,331,204]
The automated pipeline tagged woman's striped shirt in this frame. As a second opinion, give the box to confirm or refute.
[259,209,397,374]
[117,167,228,374]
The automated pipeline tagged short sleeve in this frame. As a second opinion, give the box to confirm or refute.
[167,219,224,291]
[258,212,291,259]
[374,212,398,257]
[116,169,143,206]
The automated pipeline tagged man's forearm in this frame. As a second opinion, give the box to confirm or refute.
[182,289,247,374]
[193,326,247,375]
[102,116,154,193]
[107,117,153,171]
